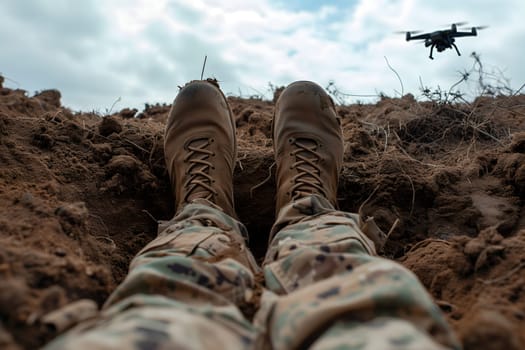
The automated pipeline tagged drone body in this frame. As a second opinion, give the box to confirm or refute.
[404,23,485,59]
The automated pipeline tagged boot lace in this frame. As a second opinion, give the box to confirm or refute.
[183,138,217,203]
[289,138,327,200]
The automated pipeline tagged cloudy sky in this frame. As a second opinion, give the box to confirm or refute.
[1,0,524,112]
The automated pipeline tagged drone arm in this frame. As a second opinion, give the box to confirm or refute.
[452,32,477,37]
[408,33,431,41]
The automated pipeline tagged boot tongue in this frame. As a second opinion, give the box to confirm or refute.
[296,138,318,169]
[185,138,214,202]
[186,189,211,202]
[292,138,321,195]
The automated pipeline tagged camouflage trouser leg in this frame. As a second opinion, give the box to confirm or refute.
[256,194,461,350]
[45,195,460,350]
[44,199,260,350]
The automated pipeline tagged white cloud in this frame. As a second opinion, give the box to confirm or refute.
[0,0,523,111]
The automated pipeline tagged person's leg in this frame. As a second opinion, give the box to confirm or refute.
[45,80,260,349]
[257,81,460,350]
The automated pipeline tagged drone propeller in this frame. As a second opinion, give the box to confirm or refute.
[393,30,422,34]
[459,25,489,30]
[441,21,469,27]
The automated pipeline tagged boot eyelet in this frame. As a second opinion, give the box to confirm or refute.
[210,138,215,143]
[288,138,294,143]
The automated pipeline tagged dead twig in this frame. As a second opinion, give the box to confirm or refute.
[90,128,150,154]
[93,235,117,252]
[107,97,122,115]
[392,131,441,168]
[0,112,39,121]
[384,123,390,153]
[358,184,380,215]
[120,136,149,153]
[386,218,400,240]
[384,56,404,97]
[1,74,20,87]
[40,109,64,123]
[142,209,159,223]
[249,162,275,198]
[403,173,416,217]
[358,186,400,249]
[88,214,109,236]
[478,262,525,285]
[466,121,504,145]
[389,148,416,217]
[148,134,160,167]
[200,55,208,80]
[237,151,249,171]
[407,238,452,254]
[511,82,525,97]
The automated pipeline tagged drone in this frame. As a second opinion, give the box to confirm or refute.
[400,23,487,59]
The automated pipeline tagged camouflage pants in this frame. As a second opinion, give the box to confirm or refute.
[45,195,460,349]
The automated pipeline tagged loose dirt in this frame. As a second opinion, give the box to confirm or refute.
[1,77,524,349]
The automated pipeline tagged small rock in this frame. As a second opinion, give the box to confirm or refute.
[15,192,36,210]
[32,133,54,148]
[55,202,89,226]
[61,121,84,143]
[90,143,112,162]
[54,135,70,143]
[510,132,525,153]
[85,266,94,276]
[464,238,486,257]
[118,108,137,119]
[98,116,122,136]
[39,286,67,313]
[105,155,141,175]
[34,89,61,108]
[474,245,504,271]
[54,249,67,257]
[42,181,60,195]
[461,309,520,350]
[0,278,30,322]
[0,115,9,136]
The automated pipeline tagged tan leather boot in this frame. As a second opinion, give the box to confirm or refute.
[273,81,343,214]
[164,79,237,217]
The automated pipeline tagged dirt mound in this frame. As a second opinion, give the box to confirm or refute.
[0,78,524,349]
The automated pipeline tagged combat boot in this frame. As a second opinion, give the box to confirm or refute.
[164,79,237,218]
[273,81,343,214]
